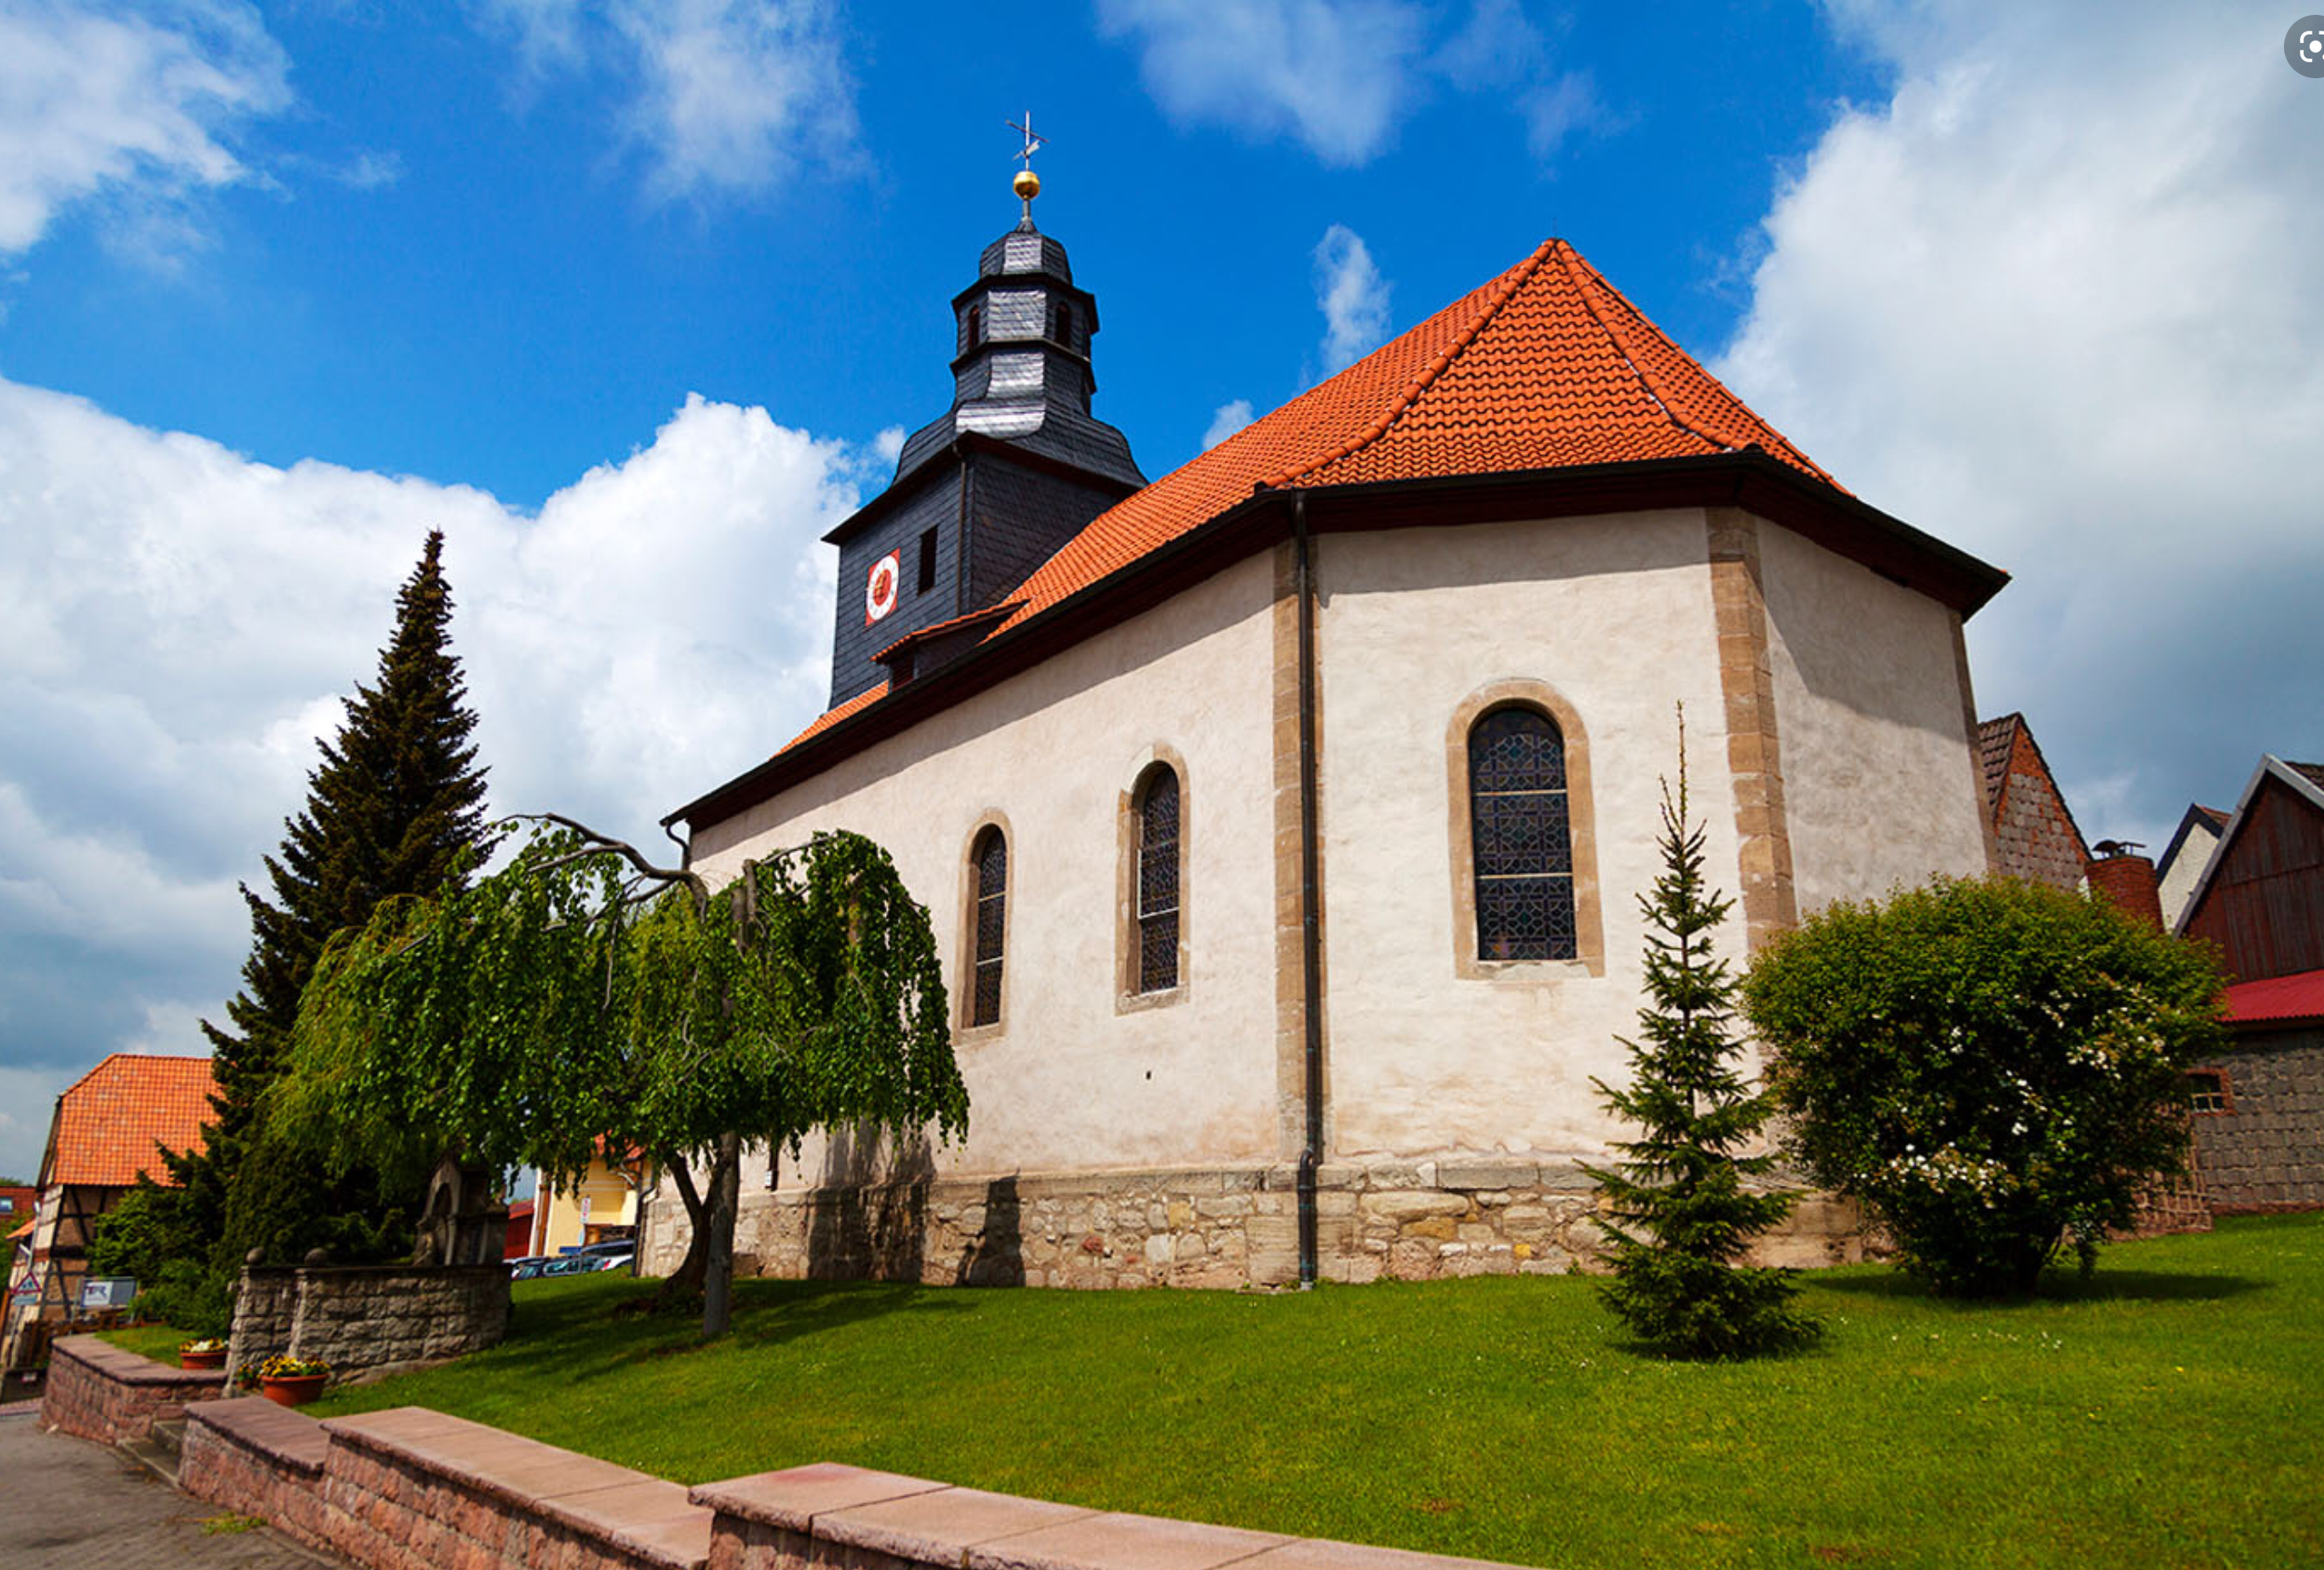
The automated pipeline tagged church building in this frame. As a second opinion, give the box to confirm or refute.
[637,174,2008,1289]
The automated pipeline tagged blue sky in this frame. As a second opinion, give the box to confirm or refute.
[3,1,2321,1181]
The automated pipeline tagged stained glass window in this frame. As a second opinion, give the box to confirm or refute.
[1470,707,1576,961]
[1136,766,1181,992]
[972,826,1006,1026]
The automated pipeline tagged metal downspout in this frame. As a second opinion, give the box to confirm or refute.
[1293,491,1324,1289]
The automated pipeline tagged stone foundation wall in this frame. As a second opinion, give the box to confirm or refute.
[641,1157,1874,1290]
[39,1335,225,1443]
[228,1264,509,1381]
[2194,1032,2324,1214]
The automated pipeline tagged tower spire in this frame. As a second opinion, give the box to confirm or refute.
[1006,112,1044,227]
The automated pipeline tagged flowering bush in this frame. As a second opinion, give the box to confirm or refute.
[1742,877,2226,1295]
[256,1354,331,1381]
[179,1337,227,1354]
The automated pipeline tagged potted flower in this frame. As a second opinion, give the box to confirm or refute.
[179,1337,228,1371]
[255,1353,331,1407]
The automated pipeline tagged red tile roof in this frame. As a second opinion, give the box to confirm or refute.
[43,1054,215,1188]
[778,236,1837,759]
[1976,715,2022,818]
[2222,968,2324,1028]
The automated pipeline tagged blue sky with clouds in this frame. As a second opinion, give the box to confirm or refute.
[3,1,2320,1181]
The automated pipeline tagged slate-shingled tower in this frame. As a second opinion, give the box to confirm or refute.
[825,188,1143,706]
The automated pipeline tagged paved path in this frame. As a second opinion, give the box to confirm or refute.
[0,1409,343,1568]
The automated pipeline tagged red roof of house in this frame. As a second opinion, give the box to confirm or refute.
[785,235,1835,754]
[42,1054,215,1188]
[2222,968,2324,1028]
[7,1217,31,1242]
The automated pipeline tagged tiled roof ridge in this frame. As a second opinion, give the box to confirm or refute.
[60,1050,208,1098]
[1557,243,1844,491]
[1259,236,1563,490]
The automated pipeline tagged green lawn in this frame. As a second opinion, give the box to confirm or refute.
[285,1214,2322,1569]
[99,1323,197,1363]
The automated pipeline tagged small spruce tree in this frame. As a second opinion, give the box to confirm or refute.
[1582,716,1817,1357]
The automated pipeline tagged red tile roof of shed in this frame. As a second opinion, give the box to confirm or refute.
[45,1053,215,1188]
[783,236,1833,755]
[2222,968,2324,1028]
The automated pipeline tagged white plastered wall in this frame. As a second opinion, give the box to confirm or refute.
[1314,509,1743,1161]
[1756,523,1991,914]
[688,552,1282,1184]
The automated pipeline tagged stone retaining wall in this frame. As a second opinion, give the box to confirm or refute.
[228,1263,510,1381]
[181,1394,332,1551]
[641,1157,1874,1290]
[40,1335,226,1443]
[172,1401,1535,1570]
[696,1462,1520,1570]
[317,1408,707,1570]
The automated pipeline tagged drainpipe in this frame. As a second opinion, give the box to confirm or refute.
[1293,490,1325,1289]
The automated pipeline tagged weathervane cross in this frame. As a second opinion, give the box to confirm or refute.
[1007,112,1046,171]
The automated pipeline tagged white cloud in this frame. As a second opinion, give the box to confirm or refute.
[0,377,874,1179]
[0,0,291,257]
[475,0,859,198]
[1313,223,1390,373]
[1099,0,1600,168]
[1096,0,1429,166]
[1202,399,1255,450]
[1714,0,2324,852]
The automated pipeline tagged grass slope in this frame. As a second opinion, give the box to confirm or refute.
[297,1215,2322,1568]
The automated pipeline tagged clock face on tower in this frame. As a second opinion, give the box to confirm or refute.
[865,550,901,626]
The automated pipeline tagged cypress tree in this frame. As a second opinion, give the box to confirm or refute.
[154,530,490,1272]
[1581,717,1817,1358]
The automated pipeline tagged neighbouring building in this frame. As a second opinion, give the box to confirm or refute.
[638,181,2008,1290]
[2,1053,215,1370]
[2156,803,2229,930]
[2178,756,2324,1214]
[1976,712,2088,891]
[504,1200,535,1262]
[525,1146,646,1257]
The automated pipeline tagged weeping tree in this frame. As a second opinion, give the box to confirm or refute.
[282,815,968,1335]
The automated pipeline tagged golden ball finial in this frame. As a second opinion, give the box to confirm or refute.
[1013,168,1041,202]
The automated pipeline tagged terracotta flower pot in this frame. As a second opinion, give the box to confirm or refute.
[179,1348,226,1370]
[260,1374,328,1407]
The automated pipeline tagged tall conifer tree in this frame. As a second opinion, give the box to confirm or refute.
[159,531,490,1268]
[1582,717,1817,1358]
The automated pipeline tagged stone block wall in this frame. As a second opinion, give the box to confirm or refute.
[228,1264,510,1381]
[181,1396,333,1553]
[640,1157,1875,1291]
[176,1402,1539,1570]
[2194,1031,2324,1213]
[40,1334,226,1443]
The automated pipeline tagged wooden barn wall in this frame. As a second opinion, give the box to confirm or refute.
[2184,777,2324,982]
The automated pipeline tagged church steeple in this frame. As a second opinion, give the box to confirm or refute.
[823,148,1145,707]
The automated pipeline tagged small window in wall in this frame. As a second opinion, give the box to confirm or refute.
[971,826,1006,1027]
[1135,765,1181,992]
[1469,705,1576,961]
[1055,302,1075,348]
[917,528,938,596]
[2186,1067,2231,1115]
[964,304,983,351]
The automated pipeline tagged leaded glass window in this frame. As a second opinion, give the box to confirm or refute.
[971,826,1006,1026]
[1136,766,1181,992]
[1470,707,1576,961]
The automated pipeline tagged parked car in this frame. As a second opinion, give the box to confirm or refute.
[505,1255,553,1280]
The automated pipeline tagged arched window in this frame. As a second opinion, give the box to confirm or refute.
[970,825,1006,1027]
[1468,706,1576,961]
[1135,766,1181,992]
